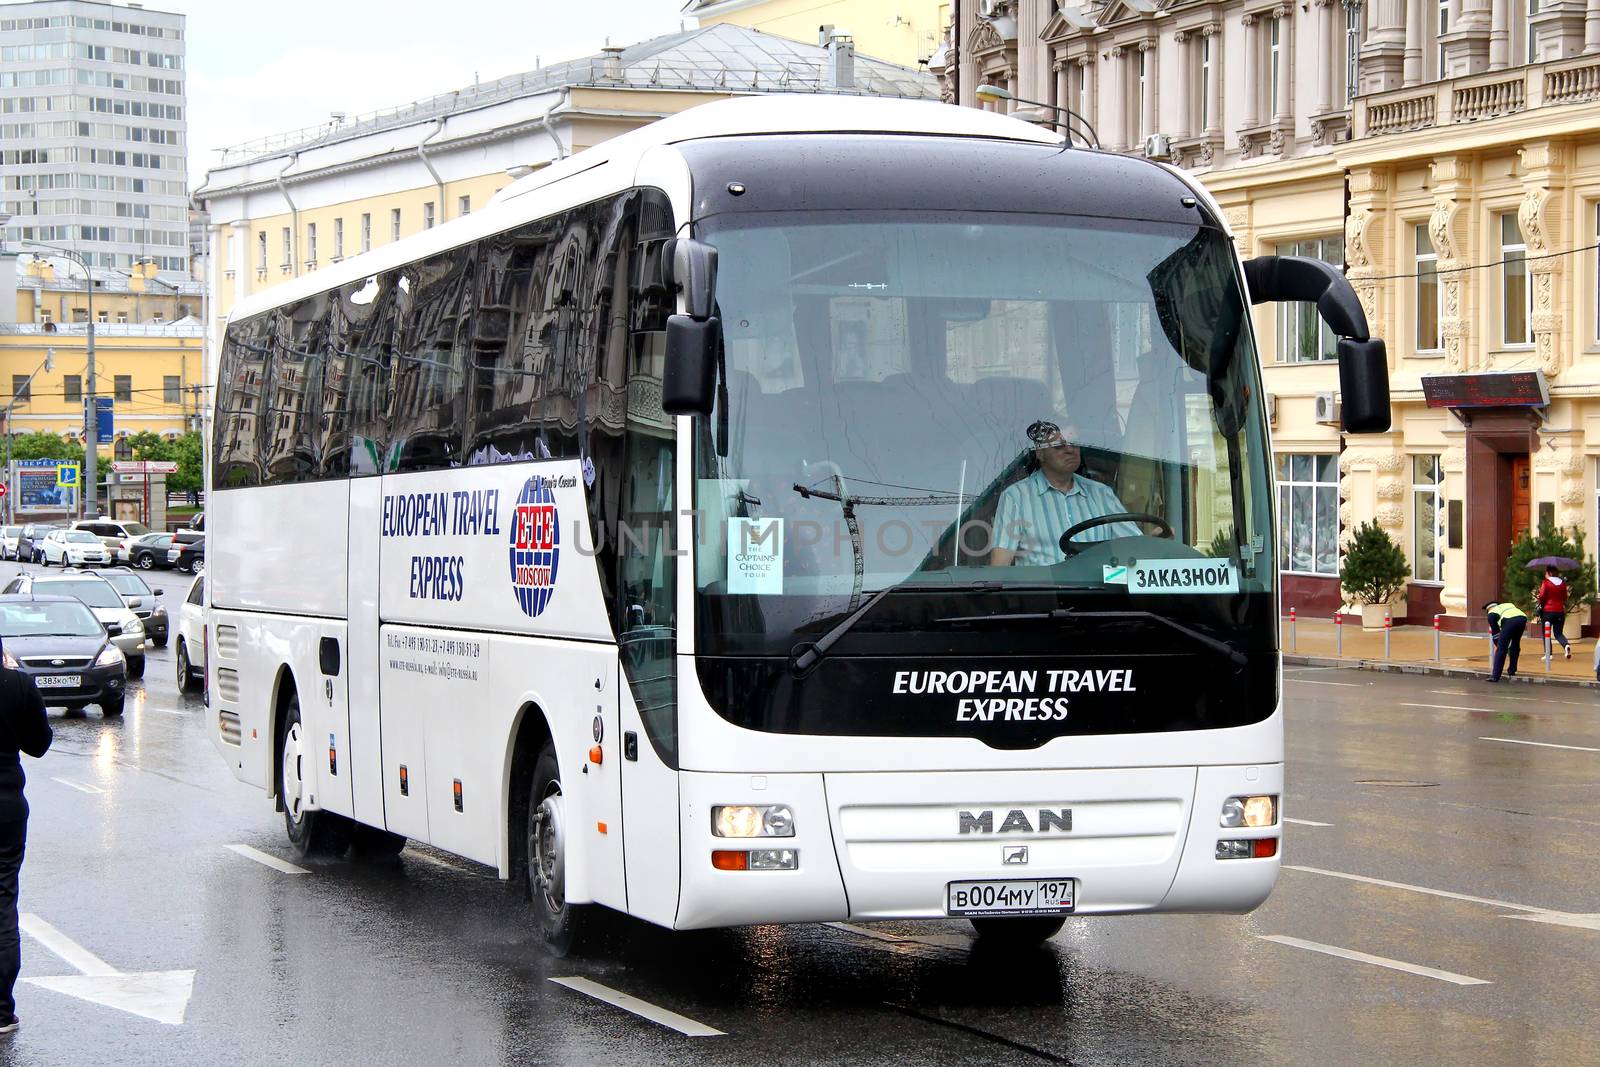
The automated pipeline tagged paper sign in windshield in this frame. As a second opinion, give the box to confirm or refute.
[729,517,784,595]
[1129,559,1238,595]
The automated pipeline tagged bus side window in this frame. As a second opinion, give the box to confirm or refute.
[262,295,329,485]
[213,313,269,489]
[390,247,472,473]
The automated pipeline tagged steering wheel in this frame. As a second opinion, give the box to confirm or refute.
[1059,513,1174,557]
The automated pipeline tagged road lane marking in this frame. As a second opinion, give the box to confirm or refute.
[144,707,186,717]
[224,843,310,875]
[1259,935,1490,986]
[1287,680,1363,687]
[50,777,102,794]
[20,914,195,1025]
[1398,702,1496,713]
[1506,912,1600,931]
[1284,666,1362,673]
[549,976,724,1037]
[824,921,971,953]
[20,914,117,976]
[1480,736,1600,753]
[1284,817,1332,827]
[1286,865,1549,913]
[1432,688,1592,707]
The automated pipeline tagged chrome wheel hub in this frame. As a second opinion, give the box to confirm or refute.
[281,722,307,825]
[530,788,566,916]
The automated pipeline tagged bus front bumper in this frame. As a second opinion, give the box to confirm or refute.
[675,764,1282,930]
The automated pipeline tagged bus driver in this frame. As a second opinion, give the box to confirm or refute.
[989,420,1142,566]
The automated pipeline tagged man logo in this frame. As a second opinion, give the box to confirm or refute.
[957,809,1073,834]
[1003,845,1029,865]
[508,475,560,618]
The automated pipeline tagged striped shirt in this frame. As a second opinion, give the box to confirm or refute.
[994,470,1141,565]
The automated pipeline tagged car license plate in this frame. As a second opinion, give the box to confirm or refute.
[947,878,1075,916]
[34,675,80,689]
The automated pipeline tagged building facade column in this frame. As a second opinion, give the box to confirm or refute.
[1055,60,1070,118]
[1518,141,1568,379]
[1139,40,1157,143]
[1441,0,1492,75]
[1107,46,1128,150]
[1204,27,1224,133]
[1361,0,1409,89]
[1403,0,1425,83]
[1274,11,1293,120]
[1429,156,1471,372]
[1242,15,1260,127]
[1315,0,1334,114]
[1588,0,1600,49]
[1175,31,1193,136]
[1489,0,1511,66]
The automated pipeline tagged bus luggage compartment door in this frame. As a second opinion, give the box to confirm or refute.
[823,767,1196,919]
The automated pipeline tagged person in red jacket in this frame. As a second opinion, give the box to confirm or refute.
[1535,565,1573,659]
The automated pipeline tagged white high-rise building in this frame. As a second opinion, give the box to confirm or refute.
[0,0,187,272]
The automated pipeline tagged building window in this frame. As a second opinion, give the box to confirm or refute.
[1278,454,1339,575]
[38,309,51,325]
[1415,223,1440,351]
[11,374,29,404]
[423,202,435,230]
[1501,212,1531,346]
[280,226,291,267]
[1345,1,1362,103]
[116,311,127,324]
[306,222,317,264]
[1275,235,1346,361]
[391,208,401,241]
[1270,17,1282,112]
[1594,203,1599,343]
[163,375,180,404]
[1412,456,1444,582]
[114,374,132,402]
[458,195,470,216]
[97,310,107,323]
[1528,0,1540,62]
[1438,0,1450,74]
[63,374,81,403]
[361,212,372,252]
[1199,36,1212,130]
[334,218,344,259]
[1135,50,1148,141]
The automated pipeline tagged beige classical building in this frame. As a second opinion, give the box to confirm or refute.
[940,0,1600,628]
[684,0,949,67]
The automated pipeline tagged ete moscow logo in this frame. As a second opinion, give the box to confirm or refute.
[508,475,560,618]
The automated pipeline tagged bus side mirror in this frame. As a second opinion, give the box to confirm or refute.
[662,315,721,416]
[664,238,717,321]
[1337,338,1391,433]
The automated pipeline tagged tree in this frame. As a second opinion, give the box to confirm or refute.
[1339,521,1410,605]
[1502,523,1597,611]
[7,431,83,465]
[125,430,202,496]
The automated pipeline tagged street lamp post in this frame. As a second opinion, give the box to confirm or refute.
[20,242,95,518]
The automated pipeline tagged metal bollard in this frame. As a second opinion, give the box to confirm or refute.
[1335,611,1343,657]
[1545,621,1553,673]
[1434,613,1442,661]
[1384,610,1392,659]
[1290,606,1297,652]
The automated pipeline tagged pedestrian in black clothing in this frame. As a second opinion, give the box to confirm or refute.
[0,640,51,1034]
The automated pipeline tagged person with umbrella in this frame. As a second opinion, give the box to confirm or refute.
[1530,557,1577,659]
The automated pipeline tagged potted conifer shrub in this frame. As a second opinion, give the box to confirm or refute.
[1339,521,1410,629]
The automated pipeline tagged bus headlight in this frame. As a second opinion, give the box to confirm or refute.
[1220,795,1278,828]
[712,804,795,838]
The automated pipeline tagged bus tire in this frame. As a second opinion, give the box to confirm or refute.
[968,916,1066,947]
[279,689,351,857]
[527,743,586,955]
[351,824,407,858]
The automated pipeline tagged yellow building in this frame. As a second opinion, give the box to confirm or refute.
[0,250,204,446]
[196,24,936,335]
[684,0,948,67]
[950,0,1600,629]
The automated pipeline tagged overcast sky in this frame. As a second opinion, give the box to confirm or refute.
[176,0,691,187]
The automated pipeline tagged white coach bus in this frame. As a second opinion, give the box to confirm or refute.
[208,95,1390,951]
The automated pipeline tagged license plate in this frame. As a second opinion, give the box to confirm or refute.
[34,675,80,689]
[947,878,1075,916]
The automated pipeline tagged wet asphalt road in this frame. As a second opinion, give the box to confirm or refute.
[1,564,1598,1065]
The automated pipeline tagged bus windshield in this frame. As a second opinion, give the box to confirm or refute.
[692,210,1275,662]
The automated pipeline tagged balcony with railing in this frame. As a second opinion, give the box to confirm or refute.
[1354,51,1600,138]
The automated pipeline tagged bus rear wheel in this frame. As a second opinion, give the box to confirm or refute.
[279,691,351,856]
[527,744,587,955]
[969,916,1066,947]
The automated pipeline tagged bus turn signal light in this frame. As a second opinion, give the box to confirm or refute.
[712,850,748,871]
[588,745,603,765]
[1252,838,1278,859]
[1216,838,1278,860]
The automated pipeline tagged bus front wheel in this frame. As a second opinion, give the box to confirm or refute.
[527,744,586,955]
[969,916,1066,947]
[279,691,351,857]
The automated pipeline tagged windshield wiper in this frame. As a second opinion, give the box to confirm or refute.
[934,607,1248,667]
[790,586,898,674]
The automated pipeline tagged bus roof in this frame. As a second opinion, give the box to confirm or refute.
[222,95,1188,326]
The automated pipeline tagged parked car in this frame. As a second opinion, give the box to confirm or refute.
[169,536,204,575]
[126,533,175,570]
[0,594,127,716]
[18,523,60,563]
[72,518,152,556]
[0,526,21,561]
[0,572,146,678]
[41,529,112,568]
[80,568,169,648]
[176,574,204,693]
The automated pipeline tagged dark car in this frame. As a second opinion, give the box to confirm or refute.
[0,594,127,716]
[17,523,60,564]
[78,568,169,647]
[127,533,175,570]
[169,536,204,575]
